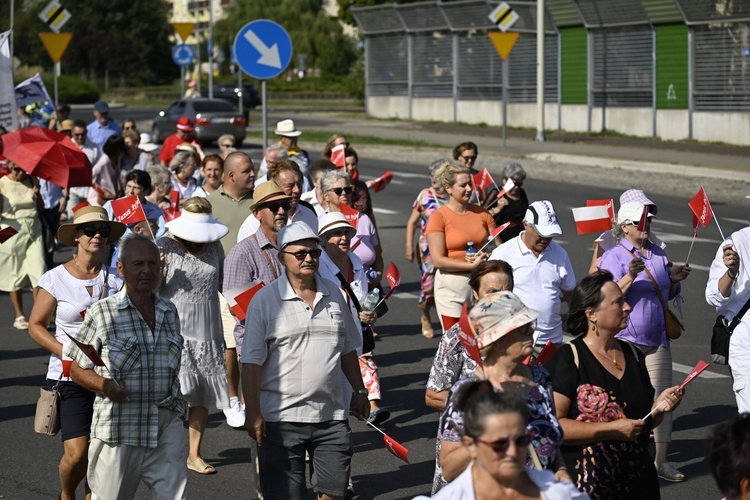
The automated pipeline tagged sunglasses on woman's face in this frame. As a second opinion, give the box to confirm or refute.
[79,225,111,238]
[475,434,532,454]
[329,186,353,197]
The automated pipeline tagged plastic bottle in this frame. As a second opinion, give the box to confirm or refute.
[362,288,380,311]
[466,241,477,256]
[365,269,379,282]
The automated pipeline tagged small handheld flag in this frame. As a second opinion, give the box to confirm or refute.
[223,281,266,321]
[572,206,612,236]
[330,144,346,168]
[458,303,483,370]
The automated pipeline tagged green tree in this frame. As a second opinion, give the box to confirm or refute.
[214,0,357,78]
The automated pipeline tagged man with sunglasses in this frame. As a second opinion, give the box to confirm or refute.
[67,120,101,220]
[241,221,369,500]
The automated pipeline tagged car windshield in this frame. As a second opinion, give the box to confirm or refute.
[193,101,235,112]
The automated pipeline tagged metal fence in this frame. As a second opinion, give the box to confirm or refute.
[352,0,750,133]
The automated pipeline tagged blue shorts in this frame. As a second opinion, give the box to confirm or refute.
[47,379,94,441]
[258,420,352,499]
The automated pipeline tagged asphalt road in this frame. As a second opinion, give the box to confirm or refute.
[0,121,741,499]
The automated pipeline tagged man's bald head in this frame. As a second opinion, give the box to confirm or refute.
[222,151,255,198]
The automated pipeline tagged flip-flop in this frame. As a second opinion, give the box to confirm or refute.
[187,457,217,475]
[368,408,391,426]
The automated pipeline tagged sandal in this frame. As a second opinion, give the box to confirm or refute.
[368,408,391,426]
[656,462,685,482]
[13,316,28,330]
[421,315,434,339]
[187,457,217,475]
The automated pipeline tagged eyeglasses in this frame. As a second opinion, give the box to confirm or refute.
[262,201,292,213]
[460,155,477,162]
[329,186,353,196]
[475,434,531,454]
[515,321,536,336]
[79,225,111,238]
[279,249,322,261]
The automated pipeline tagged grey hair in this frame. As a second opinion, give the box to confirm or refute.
[266,143,289,160]
[147,165,171,186]
[429,159,452,177]
[320,169,351,193]
[169,150,195,171]
[612,222,625,239]
[118,234,156,264]
[502,161,526,181]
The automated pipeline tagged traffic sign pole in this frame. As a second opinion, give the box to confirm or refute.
[262,81,267,152]
[502,59,508,149]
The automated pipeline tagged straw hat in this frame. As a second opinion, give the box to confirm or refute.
[249,181,292,211]
[274,119,302,137]
[57,206,127,247]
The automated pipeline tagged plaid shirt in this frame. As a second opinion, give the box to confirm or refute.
[65,289,186,448]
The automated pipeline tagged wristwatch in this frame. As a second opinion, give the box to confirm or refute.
[355,388,368,396]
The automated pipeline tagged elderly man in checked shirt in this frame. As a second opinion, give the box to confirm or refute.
[66,235,187,499]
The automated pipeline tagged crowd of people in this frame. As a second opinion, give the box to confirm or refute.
[0,101,747,499]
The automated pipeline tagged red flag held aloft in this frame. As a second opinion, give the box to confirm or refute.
[496,177,516,199]
[111,195,147,226]
[688,187,713,228]
[586,199,615,222]
[330,144,346,168]
[339,203,359,230]
[370,171,393,192]
[572,206,612,235]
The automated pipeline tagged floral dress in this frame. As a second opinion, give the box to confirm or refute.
[546,337,658,500]
[412,187,448,305]
[433,366,563,494]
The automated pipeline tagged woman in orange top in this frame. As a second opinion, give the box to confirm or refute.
[426,162,495,332]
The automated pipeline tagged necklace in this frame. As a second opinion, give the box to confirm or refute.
[586,340,622,370]
[74,258,101,276]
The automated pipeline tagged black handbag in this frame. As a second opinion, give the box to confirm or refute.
[712,295,750,365]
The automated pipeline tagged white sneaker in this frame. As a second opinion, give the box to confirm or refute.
[223,398,245,428]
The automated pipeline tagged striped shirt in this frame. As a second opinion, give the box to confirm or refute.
[64,289,186,448]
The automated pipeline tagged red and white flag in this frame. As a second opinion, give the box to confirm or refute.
[688,187,713,228]
[572,206,612,235]
[224,280,265,321]
[111,195,147,226]
[478,221,516,253]
[339,203,359,230]
[496,177,516,199]
[636,204,651,232]
[458,302,483,369]
[586,199,615,222]
[330,144,346,168]
[369,171,393,192]
[679,360,710,390]
[64,332,105,367]
[382,262,401,300]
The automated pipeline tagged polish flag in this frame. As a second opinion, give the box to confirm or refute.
[339,203,359,230]
[224,280,266,321]
[458,302,483,369]
[679,360,710,390]
[496,177,516,199]
[586,199,615,222]
[572,206,612,235]
[636,204,651,232]
[0,226,18,243]
[478,221,516,253]
[688,187,713,228]
[369,171,393,192]
[382,262,401,300]
[111,195,147,225]
[330,144,346,168]
[64,332,105,367]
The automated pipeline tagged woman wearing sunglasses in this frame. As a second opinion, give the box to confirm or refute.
[28,206,126,500]
[546,271,684,499]
[320,169,383,284]
[435,292,569,494]
[491,162,529,242]
[418,381,585,500]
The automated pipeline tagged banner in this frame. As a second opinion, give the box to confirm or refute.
[14,72,53,108]
[0,31,18,131]
[111,195,147,225]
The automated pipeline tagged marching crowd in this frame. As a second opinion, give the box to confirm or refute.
[1,101,749,500]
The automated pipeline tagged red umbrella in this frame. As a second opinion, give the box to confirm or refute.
[0,127,92,188]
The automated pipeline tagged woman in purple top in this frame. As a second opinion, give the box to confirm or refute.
[598,199,691,482]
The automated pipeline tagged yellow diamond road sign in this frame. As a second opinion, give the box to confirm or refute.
[488,32,520,61]
[489,2,520,32]
[173,23,196,43]
[39,33,73,63]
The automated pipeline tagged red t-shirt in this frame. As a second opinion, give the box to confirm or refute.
[159,134,199,166]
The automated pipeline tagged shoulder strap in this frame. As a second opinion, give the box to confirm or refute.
[617,242,670,313]
[98,266,109,300]
[335,272,362,313]
[617,339,641,364]
[729,295,750,332]
[253,233,279,280]
[570,342,579,369]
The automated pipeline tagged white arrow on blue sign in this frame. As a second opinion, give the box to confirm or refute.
[172,44,195,67]
[233,20,292,80]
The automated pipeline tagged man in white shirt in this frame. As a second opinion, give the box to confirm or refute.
[68,120,101,219]
[490,200,576,350]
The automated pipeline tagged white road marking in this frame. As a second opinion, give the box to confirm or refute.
[373,207,399,215]
[393,172,431,179]
[722,217,750,226]
[672,362,728,379]
[392,292,420,299]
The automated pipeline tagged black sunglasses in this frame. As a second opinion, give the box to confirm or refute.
[80,225,111,238]
[461,155,477,162]
[475,434,531,454]
[262,201,292,213]
[329,186,353,196]
[279,249,322,261]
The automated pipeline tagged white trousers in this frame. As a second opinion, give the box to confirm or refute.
[730,321,750,413]
[88,408,187,500]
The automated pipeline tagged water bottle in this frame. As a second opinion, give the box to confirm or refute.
[362,288,380,311]
[466,241,477,256]
[365,269,379,282]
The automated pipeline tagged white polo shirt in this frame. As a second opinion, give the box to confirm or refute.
[490,232,576,345]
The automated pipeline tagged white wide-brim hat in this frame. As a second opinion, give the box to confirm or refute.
[165,210,229,243]
[318,212,356,239]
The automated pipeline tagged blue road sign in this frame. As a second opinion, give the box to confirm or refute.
[172,44,195,67]
[233,20,292,80]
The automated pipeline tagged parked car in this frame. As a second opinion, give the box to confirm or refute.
[151,98,246,147]
[205,84,262,109]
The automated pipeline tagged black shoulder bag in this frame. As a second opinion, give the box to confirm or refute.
[713,295,750,365]
[335,272,376,353]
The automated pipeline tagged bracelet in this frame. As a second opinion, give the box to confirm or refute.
[355,388,368,396]
[728,270,738,280]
